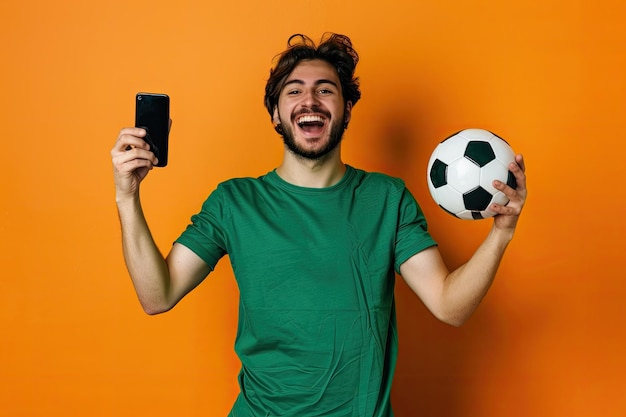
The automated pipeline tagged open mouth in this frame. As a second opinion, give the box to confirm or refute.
[296,114,326,134]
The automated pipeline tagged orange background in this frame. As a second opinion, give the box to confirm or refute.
[1,0,624,416]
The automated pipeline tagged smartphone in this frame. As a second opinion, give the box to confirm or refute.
[135,92,170,167]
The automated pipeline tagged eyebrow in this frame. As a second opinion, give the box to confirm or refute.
[283,79,339,88]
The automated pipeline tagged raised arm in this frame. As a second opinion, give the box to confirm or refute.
[111,127,210,315]
[400,154,527,326]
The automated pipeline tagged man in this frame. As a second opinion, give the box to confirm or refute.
[111,33,527,417]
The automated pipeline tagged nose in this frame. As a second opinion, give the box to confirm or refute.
[301,89,320,107]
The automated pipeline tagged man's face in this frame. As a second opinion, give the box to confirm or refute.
[273,59,352,160]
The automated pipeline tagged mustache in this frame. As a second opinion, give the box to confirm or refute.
[293,106,331,119]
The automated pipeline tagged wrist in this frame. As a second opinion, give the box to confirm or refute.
[115,190,141,207]
[488,224,515,247]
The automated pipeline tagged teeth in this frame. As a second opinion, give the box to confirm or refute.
[297,115,324,124]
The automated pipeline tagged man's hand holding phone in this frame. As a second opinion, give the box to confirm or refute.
[111,93,171,201]
[111,127,159,201]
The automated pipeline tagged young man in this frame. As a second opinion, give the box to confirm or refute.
[111,33,527,417]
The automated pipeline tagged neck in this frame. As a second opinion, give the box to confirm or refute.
[276,148,346,188]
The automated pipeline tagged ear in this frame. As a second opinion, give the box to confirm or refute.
[272,107,280,126]
[344,101,353,126]
[272,107,284,135]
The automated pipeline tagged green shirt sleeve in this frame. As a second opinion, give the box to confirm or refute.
[174,186,228,270]
[393,186,437,273]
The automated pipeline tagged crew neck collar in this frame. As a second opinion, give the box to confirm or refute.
[267,165,355,194]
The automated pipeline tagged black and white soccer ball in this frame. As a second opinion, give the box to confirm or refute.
[427,129,517,220]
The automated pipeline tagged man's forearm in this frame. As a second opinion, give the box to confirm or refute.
[441,226,513,326]
[117,196,172,314]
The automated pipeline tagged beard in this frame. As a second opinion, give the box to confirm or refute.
[278,114,347,161]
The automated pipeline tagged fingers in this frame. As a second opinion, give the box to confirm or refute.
[515,153,525,173]
[111,127,158,164]
[113,127,148,152]
[111,124,171,198]
[508,154,527,194]
[490,154,527,217]
[493,154,526,193]
[112,146,157,170]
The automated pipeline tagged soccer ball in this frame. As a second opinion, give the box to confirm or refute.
[426,129,517,220]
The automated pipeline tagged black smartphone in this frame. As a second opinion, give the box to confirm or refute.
[135,92,170,167]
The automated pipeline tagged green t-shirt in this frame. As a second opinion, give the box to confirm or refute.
[175,165,436,417]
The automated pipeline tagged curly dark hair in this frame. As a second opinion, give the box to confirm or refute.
[263,33,361,119]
